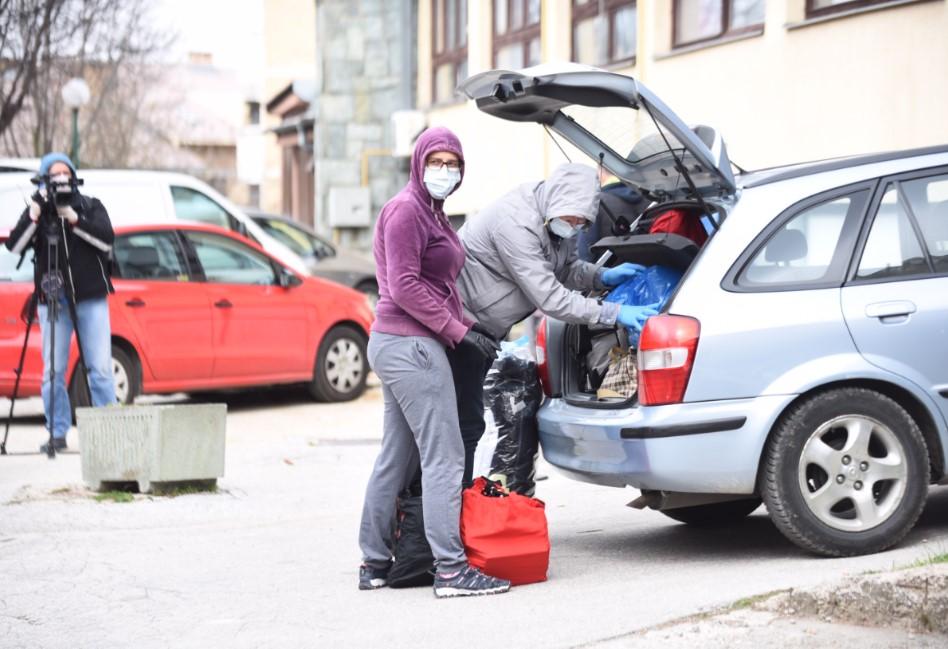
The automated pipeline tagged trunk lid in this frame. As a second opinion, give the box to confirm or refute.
[459,63,737,201]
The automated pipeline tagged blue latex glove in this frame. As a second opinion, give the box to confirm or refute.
[601,262,646,287]
[617,303,660,333]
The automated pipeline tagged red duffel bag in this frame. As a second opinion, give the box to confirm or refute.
[460,477,550,586]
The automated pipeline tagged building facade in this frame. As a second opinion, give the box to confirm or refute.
[411,0,948,220]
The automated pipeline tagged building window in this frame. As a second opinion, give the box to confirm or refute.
[493,0,542,69]
[572,0,637,66]
[673,0,765,48]
[247,101,261,126]
[432,0,469,103]
[806,0,898,18]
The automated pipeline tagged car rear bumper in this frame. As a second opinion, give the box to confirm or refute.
[537,394,797,493]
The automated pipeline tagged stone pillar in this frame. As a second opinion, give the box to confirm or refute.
[313,0,415,250]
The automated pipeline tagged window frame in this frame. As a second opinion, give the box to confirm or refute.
[571,0,637,67]
[722,181,877,293]
[672,0,765,50]
[846,166,948,286]
[805,0,900,19]
[431,0,469,105]
[492,0,542,69]
[180,230,281,286]
[112,230,194,282]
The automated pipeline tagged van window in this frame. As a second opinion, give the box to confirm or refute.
[171,186,232,230]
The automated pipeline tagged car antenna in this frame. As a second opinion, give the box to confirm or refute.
[543,125,572,162]
[640,100,719,233]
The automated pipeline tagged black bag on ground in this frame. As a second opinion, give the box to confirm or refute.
[387,478,434,588]
[483,351,543,497]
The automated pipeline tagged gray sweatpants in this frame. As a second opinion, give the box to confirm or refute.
[359,332,467,572]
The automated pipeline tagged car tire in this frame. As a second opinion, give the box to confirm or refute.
[308,325,368,402]
[69,343,141,408]
[660,498,762,527]
[761,387,929,557]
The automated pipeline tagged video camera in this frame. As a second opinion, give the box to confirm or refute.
[30,172,84,209]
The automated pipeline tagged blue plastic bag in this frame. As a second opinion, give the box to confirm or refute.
[604,265,683,346]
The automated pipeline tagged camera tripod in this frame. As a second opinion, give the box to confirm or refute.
[1,193,95,459]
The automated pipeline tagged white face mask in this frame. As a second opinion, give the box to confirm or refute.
[423,166,461,200]
[548,217,582,239]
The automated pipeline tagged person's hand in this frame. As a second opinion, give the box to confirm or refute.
[461,327,501,361]
[602,262,646,287]
[617,303,660,333]
[57,205,79,225]
[29,200,41,223]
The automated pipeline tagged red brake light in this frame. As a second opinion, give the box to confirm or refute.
[535,317,551,397]
[637,315,700,406]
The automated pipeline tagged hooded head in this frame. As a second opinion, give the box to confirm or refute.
[537,163,600,225]
[410,127,465,201]
[39,152,77,178]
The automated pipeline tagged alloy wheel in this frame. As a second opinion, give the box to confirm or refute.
[797,414,908,532]
[113,355,130,404]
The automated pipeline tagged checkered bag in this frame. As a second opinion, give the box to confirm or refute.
[597,347,637,398]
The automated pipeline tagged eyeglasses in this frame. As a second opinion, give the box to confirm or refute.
[425,158,462,171]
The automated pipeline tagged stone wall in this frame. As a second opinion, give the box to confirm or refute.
[313,0,415,250]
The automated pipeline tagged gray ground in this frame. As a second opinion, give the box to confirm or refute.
[2,384,948,649]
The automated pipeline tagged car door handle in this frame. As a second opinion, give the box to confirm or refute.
[865,301,916,319]
[125,298,146,308]
[214,299,233,309]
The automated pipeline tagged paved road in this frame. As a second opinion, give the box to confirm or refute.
[2,386,947,648]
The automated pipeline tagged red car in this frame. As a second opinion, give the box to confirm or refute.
[0,223,374,404]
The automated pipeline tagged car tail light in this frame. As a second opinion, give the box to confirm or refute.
[535,317,551,397]
[637,315,700,406]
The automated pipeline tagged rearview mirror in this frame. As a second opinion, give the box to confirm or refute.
[278,267,303,288]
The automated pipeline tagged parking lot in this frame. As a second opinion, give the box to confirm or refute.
[2,385,948,648]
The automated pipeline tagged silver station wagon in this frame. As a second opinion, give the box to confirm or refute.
[461,64,948,557]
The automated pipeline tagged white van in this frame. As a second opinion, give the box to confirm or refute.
[0,169,309,274]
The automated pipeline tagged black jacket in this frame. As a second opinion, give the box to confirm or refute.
[6,193,115,303]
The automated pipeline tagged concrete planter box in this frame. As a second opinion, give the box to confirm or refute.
[76,404,226,493]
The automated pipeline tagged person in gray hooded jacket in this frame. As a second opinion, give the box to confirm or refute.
[447,163,657,484]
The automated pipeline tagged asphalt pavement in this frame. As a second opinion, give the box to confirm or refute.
[2,385,948,648]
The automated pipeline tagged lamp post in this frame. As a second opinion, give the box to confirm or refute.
[61,78,90,168]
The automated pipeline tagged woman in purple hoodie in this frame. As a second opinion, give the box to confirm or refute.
[357,127,510,598]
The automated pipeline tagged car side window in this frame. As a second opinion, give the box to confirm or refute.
[897,174,948,274]
[186,231,276,285]
[737,192,868,288]
[856,184,929,280]
[114,232,189,281]
[171,186,232,230]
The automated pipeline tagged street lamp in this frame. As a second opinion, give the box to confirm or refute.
[61,78,90,168]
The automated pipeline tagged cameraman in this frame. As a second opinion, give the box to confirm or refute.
[6,153,116,453]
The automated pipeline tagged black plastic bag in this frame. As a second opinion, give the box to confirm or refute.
[387,482,434,588]
[483,348,543,497]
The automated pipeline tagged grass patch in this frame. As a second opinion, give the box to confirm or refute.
[730,589,789,610]
[906,552,948,569]
[94,491,135,503]
[150,480,218,497]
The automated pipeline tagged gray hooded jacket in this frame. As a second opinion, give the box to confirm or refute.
[456,163,620,339]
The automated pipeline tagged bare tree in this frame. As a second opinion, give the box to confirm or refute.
[0,0,62,137]
[0,0,176,167]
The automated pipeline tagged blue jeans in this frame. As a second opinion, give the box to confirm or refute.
[38,295,116,439]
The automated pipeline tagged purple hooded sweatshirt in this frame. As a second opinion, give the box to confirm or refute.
[371,127,473,347]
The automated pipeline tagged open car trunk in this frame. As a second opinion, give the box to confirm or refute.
[562,208,707,409]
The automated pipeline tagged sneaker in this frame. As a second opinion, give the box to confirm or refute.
[358,562,391,590]
[39,438,67,453]
[433,564,511,598]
